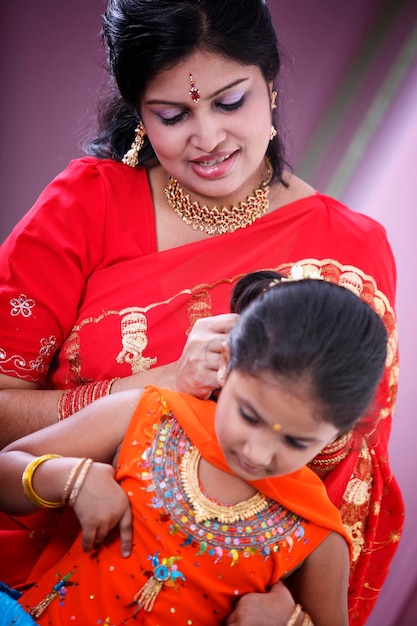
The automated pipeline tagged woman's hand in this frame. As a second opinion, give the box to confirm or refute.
[72,462,133,557]
[172,313,238,398]
[112,313,238,399]
[226,581,299,626]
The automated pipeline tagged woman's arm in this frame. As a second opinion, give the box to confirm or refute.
[1,387,141,462]
[0,314,237,448]
[0,375,62,447]
[226,580,303,626]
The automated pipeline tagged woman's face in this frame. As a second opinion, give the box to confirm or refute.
[215,364,339,481]
[140,49,272,206]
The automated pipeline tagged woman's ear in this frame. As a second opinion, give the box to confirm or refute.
[216,343,230,388]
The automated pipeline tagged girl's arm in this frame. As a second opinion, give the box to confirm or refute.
[0,388,143,555]
[286,531,350,626]
[227,531,349,626]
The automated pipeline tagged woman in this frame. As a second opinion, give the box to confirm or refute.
[0,0,403,623]
[0,272,389,625]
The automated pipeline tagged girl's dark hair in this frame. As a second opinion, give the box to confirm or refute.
[228,271,388,432]
[88,0,287,182]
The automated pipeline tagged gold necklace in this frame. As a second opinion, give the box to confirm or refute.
[164,158,273,236]
[179,446,268,524]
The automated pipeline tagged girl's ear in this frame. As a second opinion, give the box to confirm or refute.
[216,343,230,388]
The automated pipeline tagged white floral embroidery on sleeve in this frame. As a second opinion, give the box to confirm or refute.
[10,294,35,317]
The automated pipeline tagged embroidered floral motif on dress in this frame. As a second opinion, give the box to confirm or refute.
[0,336,58,381]
[10,294,35,317]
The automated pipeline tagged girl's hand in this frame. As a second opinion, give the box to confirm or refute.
[72,462,133,557]
[173,313,238,398]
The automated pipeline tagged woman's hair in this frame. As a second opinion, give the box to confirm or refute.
[228,271,388,432]
[88,0,287,182]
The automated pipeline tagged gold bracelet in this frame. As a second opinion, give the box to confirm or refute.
[286,604,302,626]
[22,454,63,508]
[68,458,93,506]
[61,458,87,504]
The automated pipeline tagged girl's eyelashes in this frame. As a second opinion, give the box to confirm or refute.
[284,436,309,451]
[239,405,310,449]
[239,407,259,426]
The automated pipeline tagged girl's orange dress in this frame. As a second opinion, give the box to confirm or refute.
[20,386,350,625]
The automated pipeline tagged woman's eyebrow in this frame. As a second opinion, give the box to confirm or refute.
[210,77,249,98]
[146,78,249,105]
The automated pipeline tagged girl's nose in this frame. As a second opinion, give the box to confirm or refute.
[241,439,274,469]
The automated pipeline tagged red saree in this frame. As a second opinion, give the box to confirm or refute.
[19,386,349,625]
[0,157,404,622]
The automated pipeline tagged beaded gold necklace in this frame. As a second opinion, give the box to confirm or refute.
[164,158,273,236]
[180,446,268,524]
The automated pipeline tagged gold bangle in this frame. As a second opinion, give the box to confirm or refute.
[61,458,87,504]
[286,604,302,626]
[22,454,63,508]
[57,378,119,421]
[68,458,93,506]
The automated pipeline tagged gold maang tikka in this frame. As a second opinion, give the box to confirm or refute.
[189,73,201,102]
[164,157,273,236]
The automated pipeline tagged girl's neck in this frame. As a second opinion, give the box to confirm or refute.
[198,455,257,504]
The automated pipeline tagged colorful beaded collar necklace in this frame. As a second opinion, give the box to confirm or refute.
[164,157,273,236]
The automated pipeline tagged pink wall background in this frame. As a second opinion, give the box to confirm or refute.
[1,1,417,623]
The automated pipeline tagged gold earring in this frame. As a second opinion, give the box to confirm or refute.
[270,90,277,110]
[122,122,146,167]
[270,124,277,141]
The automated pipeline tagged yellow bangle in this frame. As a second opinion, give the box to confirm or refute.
[68,458,93,506]
[286,604,302,626]
[22,454,63,508]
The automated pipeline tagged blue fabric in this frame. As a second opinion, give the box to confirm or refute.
[0,585,37,625]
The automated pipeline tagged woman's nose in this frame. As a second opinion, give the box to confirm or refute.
[190,115,227,152]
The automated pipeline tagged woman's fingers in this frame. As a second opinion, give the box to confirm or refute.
[174,314,238,397]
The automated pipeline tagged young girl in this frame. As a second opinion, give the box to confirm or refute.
[0,270,387,626]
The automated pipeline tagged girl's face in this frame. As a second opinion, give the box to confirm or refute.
[140,49,272,206]
[215,360,339,481]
